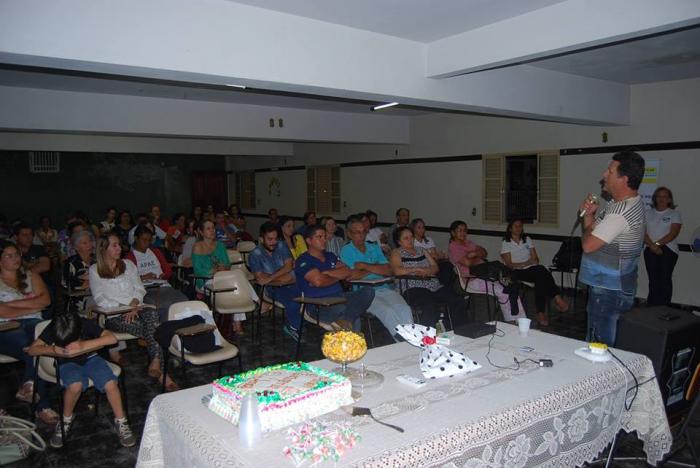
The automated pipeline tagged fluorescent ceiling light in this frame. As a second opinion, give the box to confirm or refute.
[371,102,399,111]
[224,84,246,89]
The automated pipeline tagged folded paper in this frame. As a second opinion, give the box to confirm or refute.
[395,324,481,379]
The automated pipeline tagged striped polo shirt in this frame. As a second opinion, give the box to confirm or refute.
[579,195,646,294]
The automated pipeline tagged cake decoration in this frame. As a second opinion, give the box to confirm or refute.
[208,362,353,432]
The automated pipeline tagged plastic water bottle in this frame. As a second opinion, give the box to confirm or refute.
[435,314,446,336]
[238,393,262,448]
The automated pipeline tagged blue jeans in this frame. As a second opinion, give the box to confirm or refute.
[59,355,116,392]
[586,286,635,346]
[310,287,375,331]
[0,318,49,409]
[267,284,302,329]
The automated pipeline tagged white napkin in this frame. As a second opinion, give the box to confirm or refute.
[394,324,481,379]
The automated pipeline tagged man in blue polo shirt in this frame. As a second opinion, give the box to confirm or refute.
[248,222,302,340]
[294,226,374,331]
[341,219,413,341]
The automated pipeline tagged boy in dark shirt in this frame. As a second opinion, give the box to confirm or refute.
[26,312,135,448]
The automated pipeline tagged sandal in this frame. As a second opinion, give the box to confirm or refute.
[537,312,550,327]
[553,296,570,313]
[36,408,60,425]
[161,376,180,392]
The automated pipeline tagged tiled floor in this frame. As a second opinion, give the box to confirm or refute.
[4,289,698,467]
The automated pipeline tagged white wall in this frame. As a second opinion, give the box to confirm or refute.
[231,77,700,307]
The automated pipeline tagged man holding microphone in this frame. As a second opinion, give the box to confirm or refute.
[579,150,646,346]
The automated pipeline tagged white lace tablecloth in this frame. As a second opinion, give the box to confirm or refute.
[136,324,671,468]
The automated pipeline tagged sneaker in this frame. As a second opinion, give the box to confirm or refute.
[50,416,73,449]
[282,323,300,342]
[114,418,136,447]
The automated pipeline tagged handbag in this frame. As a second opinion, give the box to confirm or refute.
[0,415,46,465]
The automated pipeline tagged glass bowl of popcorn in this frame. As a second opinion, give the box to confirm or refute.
[322,331,383,389]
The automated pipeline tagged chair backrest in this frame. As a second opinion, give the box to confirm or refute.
[227,249,243,264]
[236,241,256,254]
[168,300,210,321]
[34,320,56,380]
[167,300,227,344]
[212,270,256,310]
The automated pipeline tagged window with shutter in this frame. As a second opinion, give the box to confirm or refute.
[307,166,341,214]
[482,152,560,226]
[237,171,256,210]
[537,152,559,226]
[482,154,504,224]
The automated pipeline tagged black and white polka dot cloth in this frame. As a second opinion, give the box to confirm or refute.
[395,324,482,379]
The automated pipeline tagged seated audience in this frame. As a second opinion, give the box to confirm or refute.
[410,218,446,259]
[128,213,166,247]
[388,208,410,248]
[165,212,187,258]
[192,220,246,333]
[89,234,177,390]
[73,211,101,239]
[36,215,58,246]
[126,226,188,322]
[214,212,238,249]
[248,222,303,339]
[62,230,95,313]
[365,210,386,245]
[321,216,345,256]
[500,220,568,326]
[0,241,58,424]
[100,207,117,235]
[448,220,526,322]
[227,204,246,231]
[27,312,135,448]
[644,186,682,306]
[295,226,374,331]
[341,219,413,341]
[390,227,467,326]
[112,210,133,249]
[59,220,86,263]
[14,223,51,280]
[179,218,198,267]
[280,216,308,260]
[151,205,170,232]
[295,211,317,238]
[205,205,215,221]
[267,208,279,226]
[191,205,204,224]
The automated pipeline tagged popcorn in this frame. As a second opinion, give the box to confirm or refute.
[321,331,367,363]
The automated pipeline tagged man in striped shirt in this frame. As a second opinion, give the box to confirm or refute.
[579,150,646,346]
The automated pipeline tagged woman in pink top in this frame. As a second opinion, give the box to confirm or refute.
[447,220,525,322]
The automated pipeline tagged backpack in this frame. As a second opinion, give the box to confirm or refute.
[552,237,582,270]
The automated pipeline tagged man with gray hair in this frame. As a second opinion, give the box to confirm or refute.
[341,219,413,341]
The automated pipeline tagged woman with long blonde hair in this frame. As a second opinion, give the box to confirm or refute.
[89,234,177,391]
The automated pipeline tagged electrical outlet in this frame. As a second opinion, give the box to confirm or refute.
[278,118,284,128]
[269,118,274,128]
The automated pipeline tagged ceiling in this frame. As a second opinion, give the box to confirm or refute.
[229,0,566,43]
[533,26,700,84]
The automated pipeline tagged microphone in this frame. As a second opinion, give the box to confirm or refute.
[571,194,599,234]
[578,194,599,218]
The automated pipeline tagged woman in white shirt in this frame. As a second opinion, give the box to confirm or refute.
[410,218,447,260]
[500,220,568,326]
[89,233,177,390]
[644,187,682,306]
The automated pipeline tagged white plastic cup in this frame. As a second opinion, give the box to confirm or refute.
[238,393,262,447]
[517,318,531,335]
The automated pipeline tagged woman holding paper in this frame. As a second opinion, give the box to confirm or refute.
[89,233,177,390]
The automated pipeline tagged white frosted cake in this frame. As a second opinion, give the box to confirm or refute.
[208,362,353,431]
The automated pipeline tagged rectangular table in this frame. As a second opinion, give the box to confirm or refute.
[136,324,671,467]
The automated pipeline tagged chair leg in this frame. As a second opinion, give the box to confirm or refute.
[295,304,306,361]
[365,315,374,348]
[31,358,39,422]
[237,352,243,372]
[94,389,100,417]
[271,301,276,345]
[56,362,66,445]
[161,347,168,394]
[217,361,223,378]
[180,347,188,388]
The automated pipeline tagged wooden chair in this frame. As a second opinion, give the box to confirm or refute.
[161,301,241,392]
